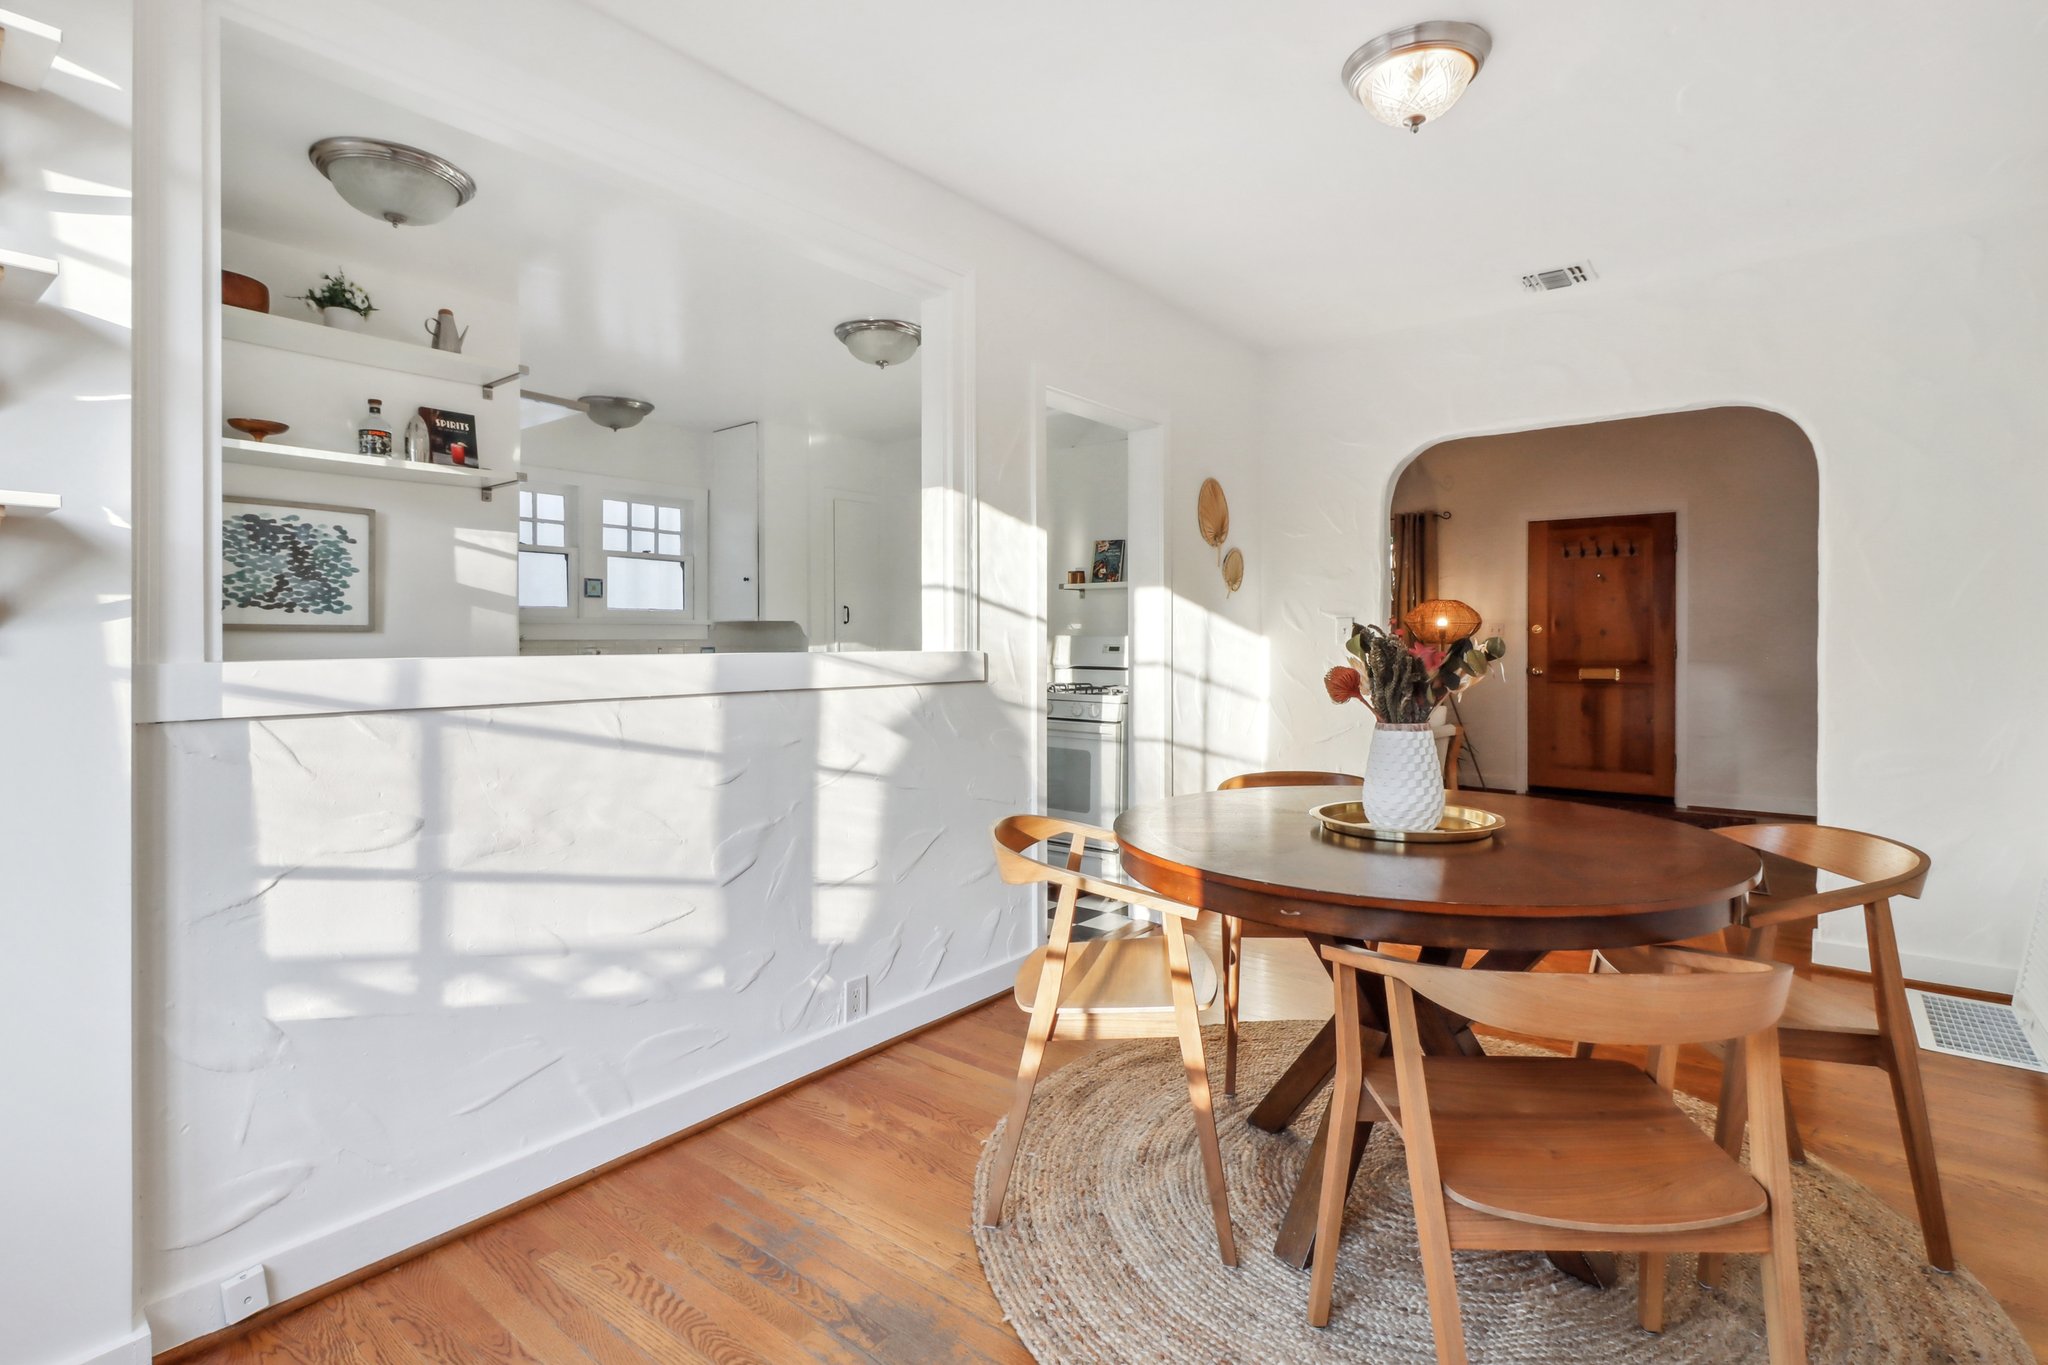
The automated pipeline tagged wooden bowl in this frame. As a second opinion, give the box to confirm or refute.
[221,271,270,313]
[226,419,289,443]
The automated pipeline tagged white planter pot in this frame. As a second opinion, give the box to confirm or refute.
[1363,722,1446,833]
[319,306,366,331]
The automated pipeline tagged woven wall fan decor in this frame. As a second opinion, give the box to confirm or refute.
[1222,546,1245,594]
[1197,478,1230,553]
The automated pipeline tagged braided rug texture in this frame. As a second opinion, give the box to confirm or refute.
[972,1020,2028,1364]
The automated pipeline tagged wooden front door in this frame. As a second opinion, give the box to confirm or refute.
[1526,512,1676,797]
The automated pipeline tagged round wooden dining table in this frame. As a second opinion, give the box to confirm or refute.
[1114,785,1762,1275]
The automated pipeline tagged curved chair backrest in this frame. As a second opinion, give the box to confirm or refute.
[990,814,1196,920]
[1714,823,1930,907]
[1325,943,1791,1046]
[1218,770,1362,791]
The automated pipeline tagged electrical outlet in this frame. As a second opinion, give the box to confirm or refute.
[220,1265,270,1325]
[844,975,870,1023]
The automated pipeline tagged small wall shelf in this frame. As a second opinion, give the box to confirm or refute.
[0,488,61,519]
[223,437,494,489]
[222,307,524,398]
[0,9,62,92]
[0,247,59,303]
[1059,581,1128,596]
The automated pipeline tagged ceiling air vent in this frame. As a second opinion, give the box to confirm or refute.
[1520,261,1597,294]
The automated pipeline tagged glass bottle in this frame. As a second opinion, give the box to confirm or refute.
[403,411,429,463]
[357,398,393,457]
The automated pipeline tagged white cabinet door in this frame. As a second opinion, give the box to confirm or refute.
[830,495,885,650]
[708,423,760,621]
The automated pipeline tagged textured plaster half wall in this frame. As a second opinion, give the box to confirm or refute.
[1261,205,2048,992]
[139,679,1030,1311]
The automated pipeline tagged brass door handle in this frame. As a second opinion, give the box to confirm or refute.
[1577,667,1622,681]
[1527,667,1544,676]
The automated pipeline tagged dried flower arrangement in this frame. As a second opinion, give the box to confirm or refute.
[1325,621,1506,725]
[295,270,376,318]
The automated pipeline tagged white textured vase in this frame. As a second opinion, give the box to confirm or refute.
[320,306,365,331]
[1363,722,1446,833]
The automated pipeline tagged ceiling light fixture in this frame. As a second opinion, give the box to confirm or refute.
[308,137,478,227]
[578,395,655,432]
[1341,21,1491,133]
[833,318,921,369]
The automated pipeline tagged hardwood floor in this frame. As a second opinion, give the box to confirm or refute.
[176,926,2048,1364]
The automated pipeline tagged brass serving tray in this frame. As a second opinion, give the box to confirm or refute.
[1310,801,1506,844]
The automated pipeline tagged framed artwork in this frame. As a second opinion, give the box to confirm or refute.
[221,497,376,631]
[1091,538,1126,583]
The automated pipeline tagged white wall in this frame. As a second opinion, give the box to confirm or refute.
[1048,435,1129,638]
[133,0,1268,1348]
[1263,205,2048,993]
[1393,407,1818,813]
[0,4,148,1361]
[219,230,522,660]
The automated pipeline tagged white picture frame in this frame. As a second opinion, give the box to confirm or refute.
[221,496,376,631]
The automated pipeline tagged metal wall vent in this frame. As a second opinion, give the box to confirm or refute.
[1906,989,2048,1073]
[1520,261,1597,293]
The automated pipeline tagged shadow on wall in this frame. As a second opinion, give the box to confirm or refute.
[1389,405,1818,814]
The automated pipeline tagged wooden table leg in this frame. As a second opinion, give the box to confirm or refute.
[1273,1093,1377,1270]
[1248,1017,1337,1134]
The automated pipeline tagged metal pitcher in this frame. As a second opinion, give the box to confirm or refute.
[424,308,469,353]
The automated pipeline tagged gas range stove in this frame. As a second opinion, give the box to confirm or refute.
[1047,637,1130,724]
[1048,682,1127,697]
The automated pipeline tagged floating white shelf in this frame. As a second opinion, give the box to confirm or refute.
[222,437,494,488]
[1058,581,1129,593]
[221,307,523,397]
[0,488,60,517]
[0,247,59,303]
[0,9,62,92]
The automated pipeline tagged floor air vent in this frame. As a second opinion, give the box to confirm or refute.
[1906,989,2048,1073]
[1521,261,1597,293]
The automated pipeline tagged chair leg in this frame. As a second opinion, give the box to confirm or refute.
[1868,899,1955,1271]
[1758,1251,1808,1365]
[1164,915,1237,1267]
[1223,916,1242,1097]
[1782,1079,1806,1165]
[1698,1043,1749,1290]
[982,879,1080,1227]
[1746,1028,1808,1365]
[1637,1253,1668,1333]
[1309,966,1366,1327]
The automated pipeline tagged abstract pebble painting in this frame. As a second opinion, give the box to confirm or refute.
[221,497,376,630]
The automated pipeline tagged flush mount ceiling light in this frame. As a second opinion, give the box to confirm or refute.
[1341,21,1492,133]
[833,318,921,369]
[308,137,478,227]
[578,395,655,432]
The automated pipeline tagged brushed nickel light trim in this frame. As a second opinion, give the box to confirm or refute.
[833,318,922,369]
[1340,21,1493,133]
[307,137,478,227]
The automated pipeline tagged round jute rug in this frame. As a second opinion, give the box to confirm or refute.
[972,1020,2028,1364]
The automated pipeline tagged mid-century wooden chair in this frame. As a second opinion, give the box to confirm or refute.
[1214,770,1364,1095]
[983,815,1237,1265]
[1309,944,1804,1364]
[1695,822,1949,1281]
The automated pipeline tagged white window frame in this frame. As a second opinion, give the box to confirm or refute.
[593,491,696,620]
[516,484,579,623]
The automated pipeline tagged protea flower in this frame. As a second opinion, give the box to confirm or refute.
[1324,665,1364,705]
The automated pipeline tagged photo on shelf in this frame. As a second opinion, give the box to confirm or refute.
[1091,538,1126,583]
[221,497,376,631]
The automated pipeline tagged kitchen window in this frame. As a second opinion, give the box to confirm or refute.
[598,497,692,615]
[517,488,574,613]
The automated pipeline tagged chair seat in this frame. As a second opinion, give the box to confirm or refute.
[1013,933,1218,1013]
[1780,974,1879,1035]
[1363,1056,1768,1233]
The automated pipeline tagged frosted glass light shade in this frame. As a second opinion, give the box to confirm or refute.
[833,318,921,369]
[1341,23,1491,133]
[308,138,477,227]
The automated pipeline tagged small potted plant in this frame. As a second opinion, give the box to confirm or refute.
[296,271,376,331]
[1325,617,1506,832]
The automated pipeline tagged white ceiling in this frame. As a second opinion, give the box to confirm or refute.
[220,27,925,439]
[579,0,2048,350]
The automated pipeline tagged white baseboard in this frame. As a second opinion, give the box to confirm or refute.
[145,951,1028,1351]
[57,1326,151,1365]
[1812,935,2016,995]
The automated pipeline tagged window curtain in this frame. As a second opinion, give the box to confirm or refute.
[1390,511,1438,623]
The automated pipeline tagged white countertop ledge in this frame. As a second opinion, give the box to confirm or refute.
[138,650,987,723]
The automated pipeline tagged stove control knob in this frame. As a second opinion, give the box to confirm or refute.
[1084,703,1100,719]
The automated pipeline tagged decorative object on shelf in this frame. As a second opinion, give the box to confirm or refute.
[578,394,653,432]
[1400,596,1482,648]
[308,137,477,228]
[833,318,921,369]
[221,270,270,313]
[402,411,429,463]
[1067,569,1087,585]
[356,398,393,457]
[1221,546,1244,594]
[1091,538,1125,583]
[225,418,289,443]
[424,308,468,353]
[1197,477,1229,552]
[1325,620,1505,832]
[0,246,59,303]
[222,497,375,632]
[1310,799,1504,844]
[1341,21,1491,133]
[0,8,62,92]
[418,407,478,466]
[297,271,375,330]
